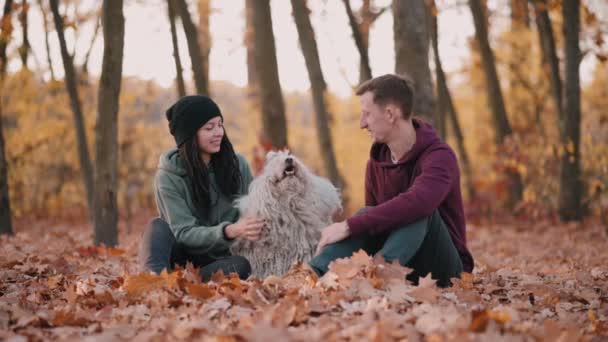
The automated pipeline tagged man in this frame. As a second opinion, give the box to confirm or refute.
[310,74,474,287]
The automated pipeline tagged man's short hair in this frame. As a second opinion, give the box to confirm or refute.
[355,74,415,120]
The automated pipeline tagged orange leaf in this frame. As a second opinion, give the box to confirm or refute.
[52,309,92,327]
[105,247,126,256]
[122,272,168,297]
[469,309,490,332]
[76,246,99,257]
[186,283,216,300]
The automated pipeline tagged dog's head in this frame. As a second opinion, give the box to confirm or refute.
[261,150,309,195]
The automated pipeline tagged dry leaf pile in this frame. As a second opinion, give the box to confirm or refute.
[1,217,607,341]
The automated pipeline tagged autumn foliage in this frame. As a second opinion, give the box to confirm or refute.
[1,215,607,340]
[1,0,608,340]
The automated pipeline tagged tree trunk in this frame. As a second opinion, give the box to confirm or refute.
[532,0,563,129]
[198,0,210,92]
[94,0,125,247]
[469,0,523,207]
[251,0,288,149]
[291,0,345,190]
[18,0,29,70]
[469,0,513,145]
[342,0,372,84]
[245,0,258,99]
[508,0,530,99]
[82,16,100,77]
[174,0,208,95]
[0,0,14,235]
[511,0,530,27]
[358,0,386,84]
[1,0,15,78]
[392,0,436,125]
[0,108,11,235]
[429,4,446,139]
[37,0,56,81]
[559,0,583,221]
[167,0,186,97]
[430,4,476,200]
[50,0,95,216]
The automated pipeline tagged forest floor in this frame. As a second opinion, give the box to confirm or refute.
[1,210,607,341]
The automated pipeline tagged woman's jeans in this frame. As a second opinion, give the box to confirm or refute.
[138,218,251,281]
[309,209,463,287]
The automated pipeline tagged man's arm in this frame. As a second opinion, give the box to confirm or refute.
[364,160,378,206]
[347,148,457,236]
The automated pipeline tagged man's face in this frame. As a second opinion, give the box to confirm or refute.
[359,91,393,144]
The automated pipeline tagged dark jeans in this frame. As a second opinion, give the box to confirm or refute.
[309,209,463,287]
[138,218,251,281]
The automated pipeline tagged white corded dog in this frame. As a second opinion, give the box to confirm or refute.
[230,150,342,278]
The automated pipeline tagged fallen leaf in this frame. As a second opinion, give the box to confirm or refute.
[185,283,216,300]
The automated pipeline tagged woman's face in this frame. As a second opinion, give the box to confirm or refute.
[197,116,224,160]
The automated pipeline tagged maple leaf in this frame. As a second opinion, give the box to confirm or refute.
[329,259,359,280]
[262,275,283,287]
[122,272,169,297]
[185,283,216,300]
[160,269,183,290]
[282,263,318,289]
[76,246,99,257]
[52,308,93,327]
[384,281,415,304]
[589,310,608,336]
[317,271,339,290]
[469,308,512,332]
[451,272,475,290]
[103,246,127,257]
[413,304,466,335]
[182,262,203,283]
[350,249,374,269]
[210,269,227,283]
[46,274,64,288]
[242,321,292,342]
[246,285,271,306]
[374,254,413,279]
[269,299,297,328]
[408,274,440,303]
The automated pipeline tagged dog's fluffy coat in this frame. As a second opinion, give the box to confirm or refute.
[230,151,341,278]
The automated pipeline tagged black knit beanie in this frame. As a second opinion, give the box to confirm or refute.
[165,95,223,146]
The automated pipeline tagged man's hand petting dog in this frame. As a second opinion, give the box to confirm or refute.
[225,217,266,241]
[315,221,351,256]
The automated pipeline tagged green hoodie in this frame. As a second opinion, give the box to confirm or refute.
[153,147,253,258]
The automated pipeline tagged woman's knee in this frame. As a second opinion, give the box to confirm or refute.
[228,255,252,280]
[139,218,176,273]
[201,255,252,281]
[146,218,173,237]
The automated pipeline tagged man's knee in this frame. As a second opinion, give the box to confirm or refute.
[308,243,346,276]
[308,252,331,276]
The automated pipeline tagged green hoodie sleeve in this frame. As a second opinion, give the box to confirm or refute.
[155,174,232,254]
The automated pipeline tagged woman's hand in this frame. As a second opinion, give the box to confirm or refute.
[225,217,266,241]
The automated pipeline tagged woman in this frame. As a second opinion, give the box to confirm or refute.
[139,95,264,281]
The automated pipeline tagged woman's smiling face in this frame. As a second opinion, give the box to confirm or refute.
[197,116,224,159]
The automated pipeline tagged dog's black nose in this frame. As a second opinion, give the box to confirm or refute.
[285,157,293,165]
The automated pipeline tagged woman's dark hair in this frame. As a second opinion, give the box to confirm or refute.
[178,130,241,217]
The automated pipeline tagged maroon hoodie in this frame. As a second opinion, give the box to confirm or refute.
[346,119,474,272]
